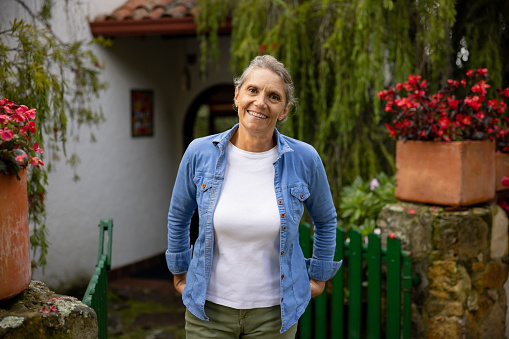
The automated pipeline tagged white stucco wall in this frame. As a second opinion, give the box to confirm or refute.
[1,0,233,290]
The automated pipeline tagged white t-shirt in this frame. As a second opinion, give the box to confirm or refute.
[206,142,281,309]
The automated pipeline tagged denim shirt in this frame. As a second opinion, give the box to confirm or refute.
[166,124,342,333]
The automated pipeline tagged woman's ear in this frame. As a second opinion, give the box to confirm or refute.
[279,103,291,120]
[234,87,239,107]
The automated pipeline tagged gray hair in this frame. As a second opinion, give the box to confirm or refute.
[234,55,296,108]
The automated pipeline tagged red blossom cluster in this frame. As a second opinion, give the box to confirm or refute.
[378,69,509,151]
[0,98,44,175]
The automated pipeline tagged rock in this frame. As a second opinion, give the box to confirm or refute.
[491,206,509,259]
[0,280,97,338]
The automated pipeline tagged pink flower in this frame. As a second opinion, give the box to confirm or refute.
[0,115,9,124]
[29,157,45,167]
[502,176,509,187]
[409,209,416,214]
[1,127,14,141]
[25,108,36,119]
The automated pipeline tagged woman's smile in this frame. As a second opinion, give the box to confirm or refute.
[247,110,268,119]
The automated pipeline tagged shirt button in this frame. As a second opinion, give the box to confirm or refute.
[202,183,206,189]
[281,251,284,255]
[300,193,305,199]
[278,200,283,205]
[281,274,285,279]
[281,213,285,218]
[282,226,287,231]
[281,297,284,302]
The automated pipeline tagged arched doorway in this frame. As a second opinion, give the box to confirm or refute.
[183,84,237,245]
[183,84,237,150]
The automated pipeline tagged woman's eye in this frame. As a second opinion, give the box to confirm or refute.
[271,94,281,101]
[248,88,257,93]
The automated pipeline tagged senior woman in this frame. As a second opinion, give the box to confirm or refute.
[166,55,341,338]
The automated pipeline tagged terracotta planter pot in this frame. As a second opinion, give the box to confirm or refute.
[0,169,31,301]
[495,152,509,191]
[395,140,495,206]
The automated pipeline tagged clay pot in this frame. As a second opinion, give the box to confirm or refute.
[0,169,31,301]
[495,152,509,191]
[395,140,495,206]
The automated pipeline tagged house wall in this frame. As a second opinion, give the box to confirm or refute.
[0,0,233,291]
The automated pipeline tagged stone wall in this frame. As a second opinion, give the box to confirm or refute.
[377,202,509,338]
[0,281,97,338]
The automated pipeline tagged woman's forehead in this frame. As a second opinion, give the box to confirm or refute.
[242,68,285,93]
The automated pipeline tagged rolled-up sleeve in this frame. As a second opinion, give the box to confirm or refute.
[305,154,342,281]
[166,148,197,275]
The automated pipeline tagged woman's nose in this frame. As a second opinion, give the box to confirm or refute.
[254,94,267,108]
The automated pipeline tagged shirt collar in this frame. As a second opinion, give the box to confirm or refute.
[212,123,294,158]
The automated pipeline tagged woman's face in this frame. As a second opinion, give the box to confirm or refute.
[234,68,290,139]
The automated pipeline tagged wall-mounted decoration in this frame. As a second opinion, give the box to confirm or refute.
[131,90,154,137]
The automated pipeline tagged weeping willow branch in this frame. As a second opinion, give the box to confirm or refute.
[196,0,509,204]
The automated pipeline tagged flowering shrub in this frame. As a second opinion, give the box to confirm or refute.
[378,69,509,150]
[0,98,44,179]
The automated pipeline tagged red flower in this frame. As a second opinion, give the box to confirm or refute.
[448,99,459,109]
[488,99,498,109]
[396,83,403,91]
[460,79,466,87]
[466,70,473,77]
[504,88,509,98]
[29,156,44,167]
[498,101,507,114]
[408,74,421,85]
[438,116,450,129]
[389,233,397,240]
[447,79,459,87]
[409,209,416,214]
[478,68,488,77]
[458,114,471,125]
[385,124,396,138]
[1,127,14,141]
[502,176,509,187]
[476,111,485,120]
[33,142,44,153]
[259,44,267,54]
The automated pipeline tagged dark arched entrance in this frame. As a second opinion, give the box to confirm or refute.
[183,84,237,245]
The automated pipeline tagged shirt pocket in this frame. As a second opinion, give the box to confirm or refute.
[193,175,214,215]
[290,185,310,223]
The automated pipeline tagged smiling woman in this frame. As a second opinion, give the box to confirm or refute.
[166,55,341,338]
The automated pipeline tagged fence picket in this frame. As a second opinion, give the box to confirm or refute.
[386,235,402,339]
[348,230,362,339]
[299,222,312,339]
[367,233,381,339]
[83,219,113,339]
[331,228,344,339]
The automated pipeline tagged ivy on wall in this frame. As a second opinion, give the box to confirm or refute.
[196,0,509,206]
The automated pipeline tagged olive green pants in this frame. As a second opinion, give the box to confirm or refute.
[185,301,298,339]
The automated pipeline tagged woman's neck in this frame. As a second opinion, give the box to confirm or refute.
[230,128,276,152]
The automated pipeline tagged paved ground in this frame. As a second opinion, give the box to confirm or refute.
[107,265,186,339]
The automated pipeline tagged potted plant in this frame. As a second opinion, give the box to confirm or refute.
[0,98,44,301]
[378,69,509,206]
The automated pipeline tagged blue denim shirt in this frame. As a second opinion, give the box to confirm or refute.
[166,124,342,333]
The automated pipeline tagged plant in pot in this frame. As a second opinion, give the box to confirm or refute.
[378,68,509,206]
[0,98,44,301]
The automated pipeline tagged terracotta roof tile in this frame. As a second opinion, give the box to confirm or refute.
[94,0,197,22]
[89,0,229,37]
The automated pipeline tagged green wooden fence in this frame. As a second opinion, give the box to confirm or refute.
[298,222,416,339]
[83,219,113,339]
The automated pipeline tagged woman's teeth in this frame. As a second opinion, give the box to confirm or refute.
[248,110,267,119]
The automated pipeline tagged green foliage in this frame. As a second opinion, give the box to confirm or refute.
[195,0,509,206]
[0,2,108,269]
[337,173,397,236]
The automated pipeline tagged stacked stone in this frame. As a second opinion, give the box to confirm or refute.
[0,281,97,338]
[377,203,509,339]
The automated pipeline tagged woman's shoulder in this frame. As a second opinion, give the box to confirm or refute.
[280,134,320,159]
